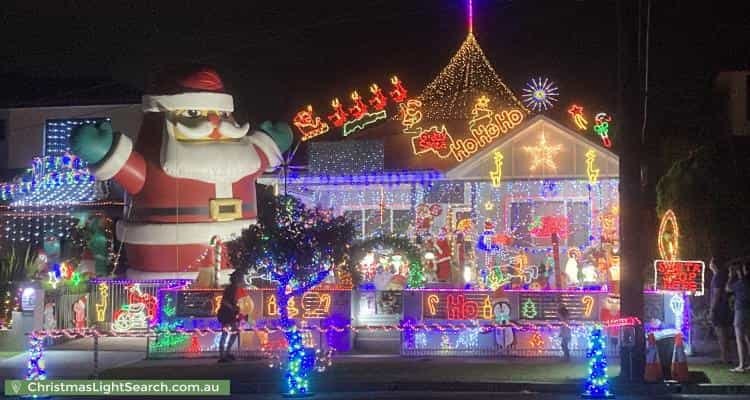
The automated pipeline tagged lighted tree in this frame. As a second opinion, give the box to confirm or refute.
[418,31,527,121]
[406,260,425,289]
[25,335,46,381]
[583,326,612,398]
[228,194,354,396]
[521,298,538,319]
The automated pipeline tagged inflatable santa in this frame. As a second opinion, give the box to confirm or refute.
[71,67,292,280]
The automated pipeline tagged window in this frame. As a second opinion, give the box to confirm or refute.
[424,182,465,204]
[343,208,412,240]
[45,118,110,157]
[508,199,590,248]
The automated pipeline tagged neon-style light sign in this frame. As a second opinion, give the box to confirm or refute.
[653,209,705,295]
[658,209,679,260]
[523,133,563,171]
[481,296,493,320]
[293,105,330,141]
[529,331,544,349]
[292,75,407,139]
[348,90,368,120]
[489,151,503,187]
[669,294,685,331]
[427,294,439,316]
[521,298,538,319]
[400,99,423,131]
[264,292,333,319]
[327,98,349,128]
[593,113,613,148]
[568,104,588,130]
[112,284,157,332]
[446,294,479,319]
[342,110,387,137]
[452,97,524,162]
[585,149,599,184]
[410,125,455,159]
[368,83,388,111]
[581,295,594,318]
[404,96,524,163]
[522,77,560,112]
[95,283,108,322]
[423,292,493,320]
[389,75,408,103]
[653,260,705,296]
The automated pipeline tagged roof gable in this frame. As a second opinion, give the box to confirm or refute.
[445,115,618,180]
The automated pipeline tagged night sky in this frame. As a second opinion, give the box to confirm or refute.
[2,1,749,147]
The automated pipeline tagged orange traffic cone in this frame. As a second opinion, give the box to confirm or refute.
[671,332,689,382]
[644,333,663,382]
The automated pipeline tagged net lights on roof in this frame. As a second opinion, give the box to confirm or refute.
[417,32,527,121]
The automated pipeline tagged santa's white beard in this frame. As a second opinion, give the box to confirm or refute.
[161,123,260,184]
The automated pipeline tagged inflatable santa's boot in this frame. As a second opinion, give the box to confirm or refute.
[71,66,292,280]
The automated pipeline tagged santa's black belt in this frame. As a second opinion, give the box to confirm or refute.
[132,203,255,217]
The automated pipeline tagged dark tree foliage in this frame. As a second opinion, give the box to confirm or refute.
[656,141,750,262]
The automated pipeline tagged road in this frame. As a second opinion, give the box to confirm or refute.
[29,393,750,400]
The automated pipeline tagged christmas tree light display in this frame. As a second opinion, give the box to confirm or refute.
[417,2,526,121]
[26,335,47,381]
[521,298,538,319]
[583,326,612,398]
[228,194,354,396]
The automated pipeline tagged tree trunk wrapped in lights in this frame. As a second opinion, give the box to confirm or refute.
[227,194,354,396]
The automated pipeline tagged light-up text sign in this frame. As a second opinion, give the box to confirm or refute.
[404,95,524,163]
[263,291,333,319]
[653,260,705,295]
[422,291,494,320]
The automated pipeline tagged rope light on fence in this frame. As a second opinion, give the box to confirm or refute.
[26,317,641,339]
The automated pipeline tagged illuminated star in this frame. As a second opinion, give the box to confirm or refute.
[522,77,559,112]
[523,133,563,171]
[567,104,584,116]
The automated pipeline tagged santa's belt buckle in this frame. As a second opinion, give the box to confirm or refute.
[210,198,242,221]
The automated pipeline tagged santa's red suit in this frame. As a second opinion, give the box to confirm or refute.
[84,68,284,279]
[435,232,452,282]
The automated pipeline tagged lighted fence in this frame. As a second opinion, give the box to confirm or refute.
[88,278,192,331]
[399,323,620,358]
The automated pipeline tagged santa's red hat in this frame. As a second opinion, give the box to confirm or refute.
[492,287,508,302]
[142,66,234,112]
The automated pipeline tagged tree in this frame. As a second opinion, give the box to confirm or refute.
[228,194,355,396]
[656,141,750,261]
[583,326,612,398]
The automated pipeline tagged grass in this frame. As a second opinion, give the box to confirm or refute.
[102,357,613,384]
[0,351,22,360]
[100,356,750,386]
[693,363,750,385]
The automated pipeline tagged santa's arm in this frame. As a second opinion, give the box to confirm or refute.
[248,121,294,170]
[71,123,147,195]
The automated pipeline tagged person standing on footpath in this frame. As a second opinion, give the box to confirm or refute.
[727,263,750,372]
[709,257,731,364]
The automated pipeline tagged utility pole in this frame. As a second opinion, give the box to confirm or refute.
[617,0,648,381]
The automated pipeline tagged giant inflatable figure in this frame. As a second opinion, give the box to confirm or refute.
[71,67,292,279]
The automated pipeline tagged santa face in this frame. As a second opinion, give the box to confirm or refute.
[161,109,261,184]
[167,109,249,141]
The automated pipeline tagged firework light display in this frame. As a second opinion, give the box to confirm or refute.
[522,77,559,112]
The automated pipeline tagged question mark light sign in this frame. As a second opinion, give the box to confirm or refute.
[582,295,594,318]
